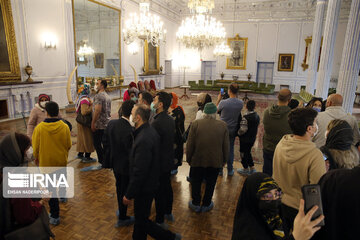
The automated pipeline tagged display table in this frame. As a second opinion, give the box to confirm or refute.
[180,85,190,100]
[239,89,252,101]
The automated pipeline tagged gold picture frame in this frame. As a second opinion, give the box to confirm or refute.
[143,40,160,75]
[94,53,104,68]
[278,54,295,72]
[0,0,20,82]
[226,34,247,70]
[301,36,323,71]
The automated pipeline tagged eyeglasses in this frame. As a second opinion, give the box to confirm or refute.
[261,190,282,201]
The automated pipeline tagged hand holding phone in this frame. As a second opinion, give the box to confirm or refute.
[301,184,325,227]
[220,88,224,95]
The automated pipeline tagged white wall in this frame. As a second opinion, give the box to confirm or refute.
[181,20,347,93]
[11,0,75,108]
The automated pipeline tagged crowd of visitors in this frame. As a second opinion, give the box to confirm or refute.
[1,80,360,240]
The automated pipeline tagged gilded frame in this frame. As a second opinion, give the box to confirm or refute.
[94,53,104,68]
[278,54,295,72]
[301,36,323,71]
[71,0,123,88]
[0,0,20,82]
[226,34,247,70]
[143,40,160,75]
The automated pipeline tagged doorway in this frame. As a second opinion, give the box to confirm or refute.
[256,62,274,84]
[201,61,216,84]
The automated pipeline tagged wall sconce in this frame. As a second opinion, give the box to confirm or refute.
[42,33,57,49]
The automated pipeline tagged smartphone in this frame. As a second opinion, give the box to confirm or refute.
[220,88,224,95]
[301,184,325,227]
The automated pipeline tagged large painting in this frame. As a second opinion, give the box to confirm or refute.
[0,0,20,82]
[143,40,159,75]
[94,53,104,68]
[226,34,247,70]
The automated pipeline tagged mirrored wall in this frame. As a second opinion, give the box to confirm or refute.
[72,0,122,90]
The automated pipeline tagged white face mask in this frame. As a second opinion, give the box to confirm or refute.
[40,101,48,108]
[24,147,33,162]
[129,114,136,127]
[94,84,99,92]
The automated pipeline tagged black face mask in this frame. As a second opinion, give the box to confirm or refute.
[258,199,281,216]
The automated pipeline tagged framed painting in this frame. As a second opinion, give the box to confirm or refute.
[94,53,104,68]
[278,54,295,72]
[143,40,159,75]
[226,34,247,70]
[0,0,20,82]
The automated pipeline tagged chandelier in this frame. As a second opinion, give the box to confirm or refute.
[188,0,215,14]
[77,44,94,56]
[176,14,226,51]
[213,41,232,57]
[123,1,166,47]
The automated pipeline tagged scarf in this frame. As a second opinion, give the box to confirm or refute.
[170,92,185,116]
[75,83,91,113]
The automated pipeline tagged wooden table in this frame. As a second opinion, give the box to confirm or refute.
[180,85,190,100]
[239,89,252,101]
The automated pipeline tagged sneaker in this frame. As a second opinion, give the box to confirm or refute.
[188,201,201,213]
[165,213,174,222]
[175,233,182,240]
[201,202,214,213]
[170,169,178,175]
[49,216,60,226]
[249,168,257,174]
[156,222,169,230]
[81,157,97,163]
[115,216,135,227]
[228,169,234,176]
[237,168,250,175]
[218,169,223,176]
[59,198,67,203]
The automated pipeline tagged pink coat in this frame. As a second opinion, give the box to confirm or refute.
[27,104,62,138]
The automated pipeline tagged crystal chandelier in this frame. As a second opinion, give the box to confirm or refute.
[77,44,94,56]
[123,1,166,47]
[213,41,232,57]
[176,14,226,51]
[188,0,215,14]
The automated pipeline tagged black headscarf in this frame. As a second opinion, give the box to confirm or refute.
[232,173,284,240]
[312,166,360,240]
[320,121,353,170]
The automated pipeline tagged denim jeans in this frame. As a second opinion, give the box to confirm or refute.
[227,131,237,172]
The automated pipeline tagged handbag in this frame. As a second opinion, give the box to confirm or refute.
[4,207,55,240]
[76,112,92,128]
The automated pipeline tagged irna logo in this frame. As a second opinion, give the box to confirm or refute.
[8,172,69,188]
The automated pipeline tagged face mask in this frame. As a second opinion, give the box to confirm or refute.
[131,97,138,102]
[94,85,99,92]
[150,102,157,113]
[40,101,48,108]
[313,107,321,112]
[258,199,281,216]
[312,123,319,137]
[24,147,33,163]
[129,115,136,127]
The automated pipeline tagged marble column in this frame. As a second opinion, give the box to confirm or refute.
[306,0,326,94]
[337,0,360,113]
[315,0,341,99]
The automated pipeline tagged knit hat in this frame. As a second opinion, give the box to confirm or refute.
[203,102,217,114]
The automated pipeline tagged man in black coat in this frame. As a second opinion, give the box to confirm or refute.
[123,104,181,240]
[102,100,135,227]
[151,92,176,226]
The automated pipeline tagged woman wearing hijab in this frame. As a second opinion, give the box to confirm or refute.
[75,83,96,163]
[313,166,360,240]
[0,133,53,239]
[232,173,324,240]
[123,82,138,101]
[27,94,51,138]
[321,119,359,171]
[169,92,185,175]
[195,93,212,120]
[150,80,156,91]
[305,97,323,112]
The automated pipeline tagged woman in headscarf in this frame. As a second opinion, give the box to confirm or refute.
[232,173,324,240]
[312,166,360,240]
[195,93,212,120]
[75,83,96,163]
[169,92,185,175]
[321,119,359,171]
[150,80,156,91]
[123,82,138,101]
[0,133,51,239]
[305,97,323,112]
[27,94,51,138]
